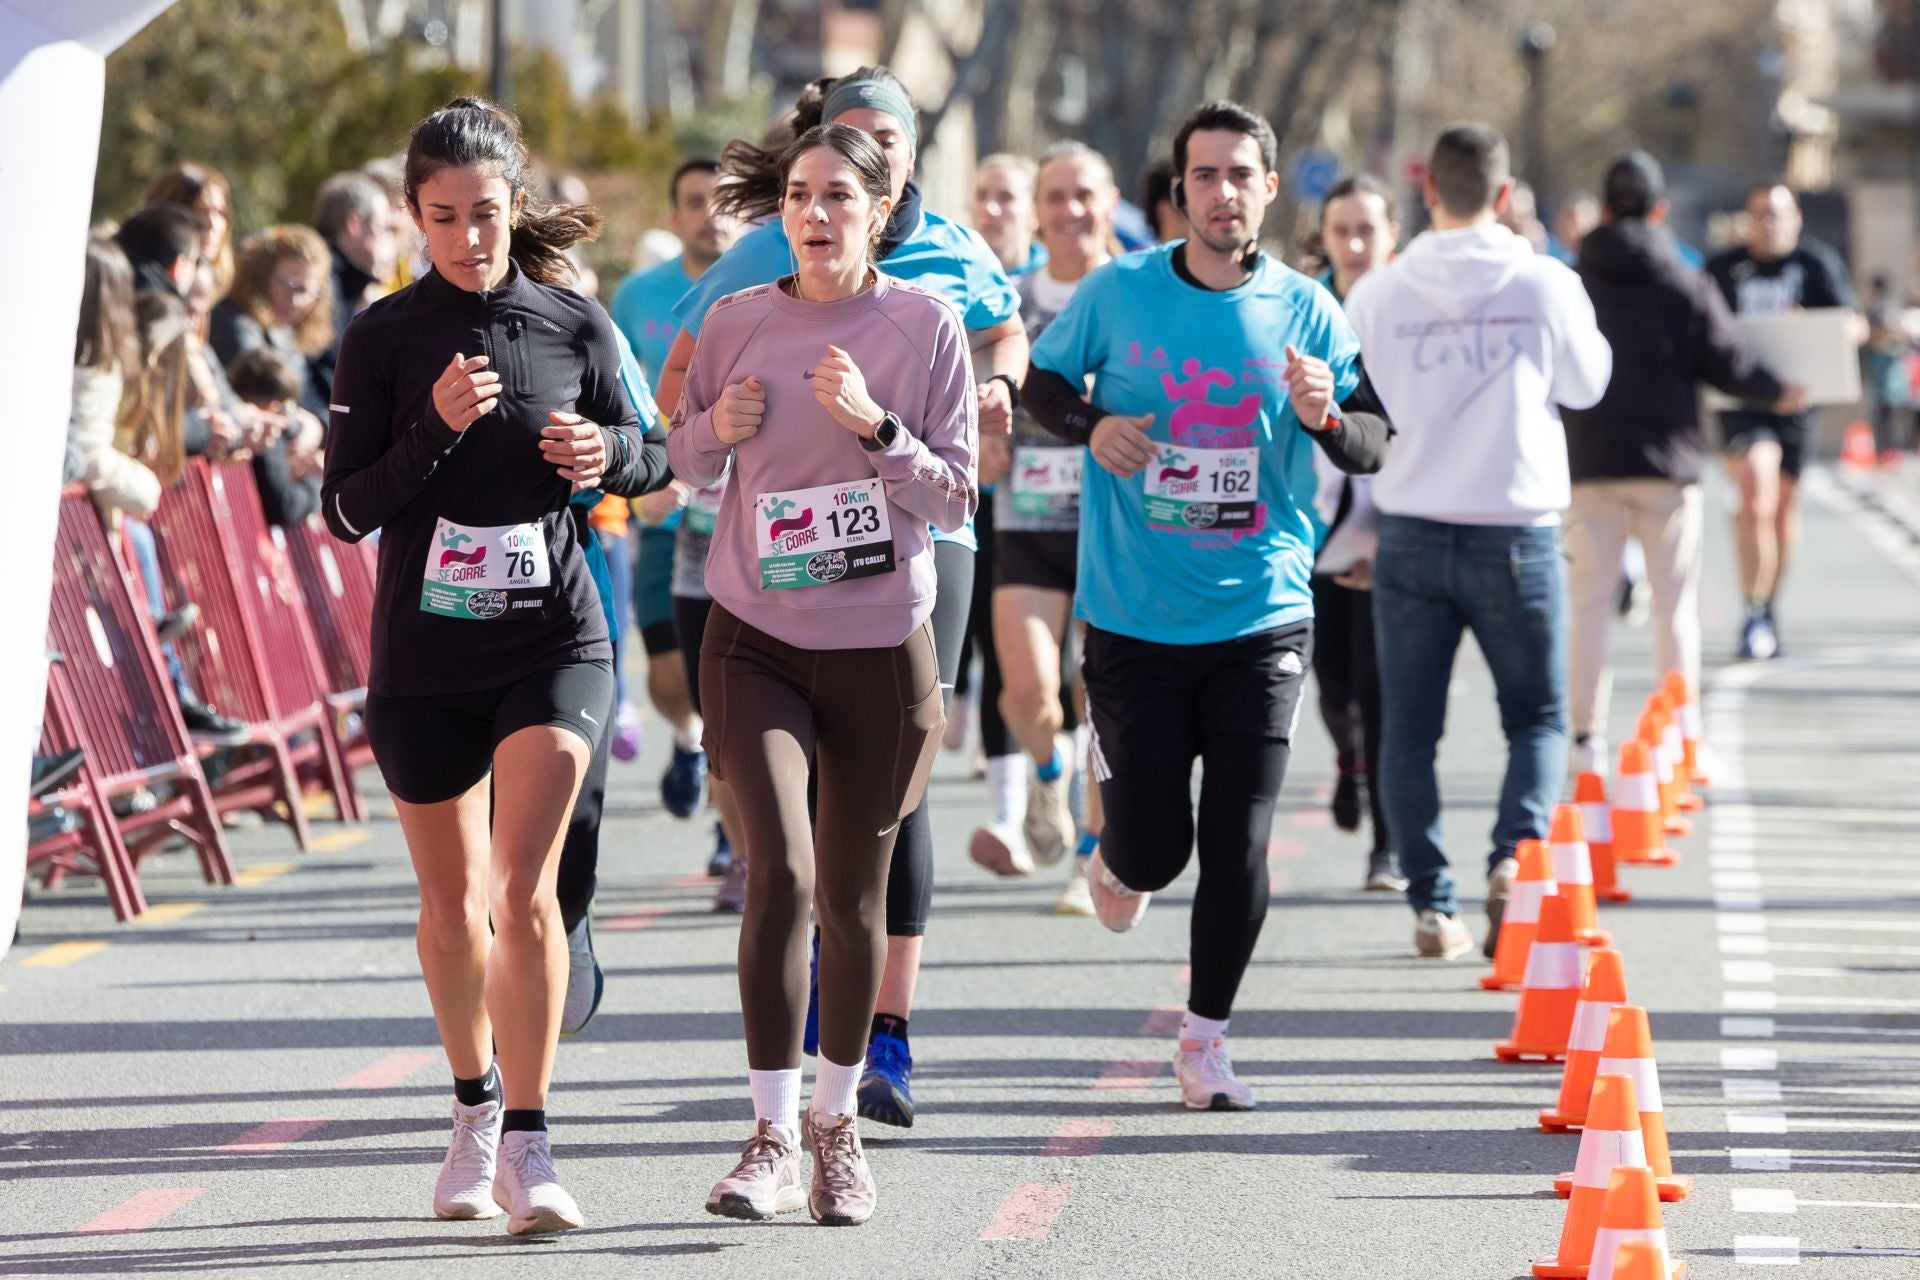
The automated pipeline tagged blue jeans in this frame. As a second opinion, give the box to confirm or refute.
[1371,515,1568,917]
[124,517,190,699]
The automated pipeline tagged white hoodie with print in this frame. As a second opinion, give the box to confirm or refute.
[1344,222,1611,527]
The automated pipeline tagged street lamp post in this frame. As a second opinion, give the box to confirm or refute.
[1518,23,1556,198]
[490,0,511,107]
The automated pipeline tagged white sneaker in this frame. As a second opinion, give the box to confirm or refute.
[559,918,603,1037]
[942,693,973,751]
[1570,735,1607,779]
[969,821,1035,878]
[492,1129,584,1235]
[1023,737,1076,866]
[1086,850,1150,933]
[1173,1037,1256,1111]
[1053,859,1096,916]
[1413,908,1475,960]
[433,1099,503,1220]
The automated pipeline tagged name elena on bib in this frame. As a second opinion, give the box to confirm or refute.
[420,518,552,620]
[1010,445,1082,518]
[754,478,896,590]
[1142,444,1258,531]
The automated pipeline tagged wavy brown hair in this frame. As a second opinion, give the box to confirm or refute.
[713,65,914,225]
[118,292,193,488]
[226,224,335,357]
[144,163,234,293]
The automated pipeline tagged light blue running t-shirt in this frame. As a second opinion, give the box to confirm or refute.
[610,255,695,381]
[1029,243,1360,646]
[672,200,1018,552]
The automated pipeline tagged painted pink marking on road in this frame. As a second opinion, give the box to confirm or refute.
[669,871,710,890]
[980,1182,1073,1240]
[601,905,666,932]
[1290,807,1331,829]
[1137,1003,1182,1037]
[75,1187,205,1234]
[335,1051,439,1089]
[1176,963,1192,985]
[1091,1059,1164,1090]
[1040,1119,1114,1158]
[217,1117,329,1153]
[1268,836,1306,859]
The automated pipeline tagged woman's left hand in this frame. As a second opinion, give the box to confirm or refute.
[542,412,609,492]
[811,344,885,439]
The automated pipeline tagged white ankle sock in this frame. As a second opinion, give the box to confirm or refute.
[810,1054,864,1120]
[675,716,703,751]
[1180,1012,1229,1044]
[985,754,1026,825]
[748,1067,801,1139]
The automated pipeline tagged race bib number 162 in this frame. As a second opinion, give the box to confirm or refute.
[1142,445,1259,531]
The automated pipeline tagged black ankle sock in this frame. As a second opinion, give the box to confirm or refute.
[872,1014,909,1046]
[501,1109,547,1135]
[453,1064,500,1108]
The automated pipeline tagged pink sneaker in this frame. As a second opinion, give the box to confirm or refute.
[610,700,642,763]
[802,1110,876,1226]
[705,1120,805,1220]
[1173,1037,1256,1111]
[1087,850,1150,933]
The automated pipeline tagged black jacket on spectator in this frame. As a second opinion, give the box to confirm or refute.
[310,239,377,400]
[208,300,330,420]
[1562,219,1784,486]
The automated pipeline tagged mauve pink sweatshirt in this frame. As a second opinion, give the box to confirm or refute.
[667,273,979,649]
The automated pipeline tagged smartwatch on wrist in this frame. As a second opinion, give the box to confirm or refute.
[864,412,902,450]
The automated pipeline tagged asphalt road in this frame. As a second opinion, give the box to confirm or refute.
[2,469,1915,1279]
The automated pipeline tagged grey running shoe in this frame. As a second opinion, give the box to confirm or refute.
[1364,850,1408,893]
[705,1119,806,1221]
[1022,737,1076,866]
[559,916,603,1037]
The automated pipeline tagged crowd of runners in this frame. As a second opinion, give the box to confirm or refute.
[58,62,1868,1237]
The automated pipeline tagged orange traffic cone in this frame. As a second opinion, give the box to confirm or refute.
[1611,740,1674,867]
[1541,948,1628,1131]
[1648,693,1700,814]
[1661,672,1708,791]
[1549,804,1609,946]
[1638,709,1691,839]
[1497,892,1583,1062]
[1533,1074,1647,1278]
[1590,1168,1686,1280]
[1577,772,1631,903]
[1589,1006,1693,1202]
[1480,840,1557,991]
[1840,420,1877,469]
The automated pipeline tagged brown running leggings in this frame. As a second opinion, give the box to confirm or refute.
[699,604,944,1069]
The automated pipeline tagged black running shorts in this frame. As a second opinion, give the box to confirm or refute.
[365,660,615,804]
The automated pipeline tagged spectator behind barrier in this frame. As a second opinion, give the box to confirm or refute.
[310,170,398,396]
[210,225,335,419]
[143,163,234,296]
[70,235,162,520]
[227,346,323,528]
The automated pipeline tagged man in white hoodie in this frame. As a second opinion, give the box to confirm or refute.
[1344,123,1612,960]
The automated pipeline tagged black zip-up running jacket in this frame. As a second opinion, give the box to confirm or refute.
[322,261,669,697]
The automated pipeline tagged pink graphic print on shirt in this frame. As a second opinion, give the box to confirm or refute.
[1156,357,1267,539]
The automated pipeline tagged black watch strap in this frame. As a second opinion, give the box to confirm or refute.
[989,372,1022,403]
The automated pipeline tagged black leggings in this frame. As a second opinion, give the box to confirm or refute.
[1310,574,1389,851]
[882,539,973,937]
[700,605,943,1069]
[955,502,1012,757]
[1082,623,1310,1021]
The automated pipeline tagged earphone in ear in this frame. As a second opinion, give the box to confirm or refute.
[1171,179,1187,214]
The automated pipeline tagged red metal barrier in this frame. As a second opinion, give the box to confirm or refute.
[149,461,362,839]
[42,487,234,904]
[281,516,376,773]
[29,663,149,921]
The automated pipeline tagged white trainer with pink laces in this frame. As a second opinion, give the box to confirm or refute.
[1173,1037,1256,1111]
[1087,850,1150,933]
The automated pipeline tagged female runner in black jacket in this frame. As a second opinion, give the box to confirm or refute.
[321,98,668,1236]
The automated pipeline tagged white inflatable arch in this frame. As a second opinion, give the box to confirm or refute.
[1,0,178,960]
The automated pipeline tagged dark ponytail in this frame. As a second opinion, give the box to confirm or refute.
[403,96,603,287]
[713,65,914,224]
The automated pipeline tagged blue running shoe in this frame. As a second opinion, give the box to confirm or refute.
[661,744,707,819]
[857,1031,915,1128]
[802,931,820,1057]
[706,823,732,878]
